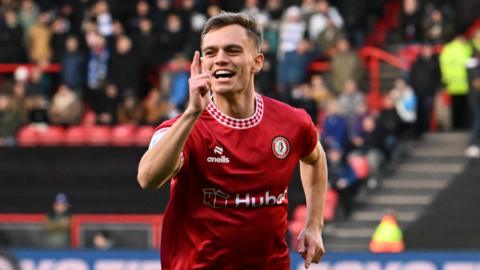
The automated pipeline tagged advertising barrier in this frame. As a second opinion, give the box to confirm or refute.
[3,250,480,270]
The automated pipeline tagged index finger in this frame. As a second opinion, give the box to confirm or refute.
[190,51,202,76]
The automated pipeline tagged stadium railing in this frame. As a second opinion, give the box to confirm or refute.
[0,214,163,249]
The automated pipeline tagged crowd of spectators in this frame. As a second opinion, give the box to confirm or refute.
[0,0,479,225]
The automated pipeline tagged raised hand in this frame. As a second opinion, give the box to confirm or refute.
[186,51,211,115]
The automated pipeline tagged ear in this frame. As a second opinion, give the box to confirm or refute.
[252,52,264,74]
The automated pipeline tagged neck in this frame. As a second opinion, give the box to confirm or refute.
[212,90,256,119]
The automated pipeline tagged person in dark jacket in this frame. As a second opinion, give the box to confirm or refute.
[61,35,86,93]
[410,43,441,136]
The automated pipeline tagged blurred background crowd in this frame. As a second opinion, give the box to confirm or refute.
[1,0,480,231]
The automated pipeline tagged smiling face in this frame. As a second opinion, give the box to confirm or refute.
[201,24,264,95]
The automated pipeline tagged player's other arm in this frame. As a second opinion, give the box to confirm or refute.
[298,142,328,268]
[137,51,211,189]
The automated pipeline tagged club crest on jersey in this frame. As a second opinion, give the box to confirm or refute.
[272,136,290,159]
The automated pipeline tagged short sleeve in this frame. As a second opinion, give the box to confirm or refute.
[298,109,319,158]
[149,116,190,172]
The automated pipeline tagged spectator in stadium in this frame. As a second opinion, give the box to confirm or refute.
[410,43,441,136]
[157,13,187,64]
[377,95,401,160]
[161,54,189,112]
[465,32,480,158]
[95,83,119,125]
[51,16,71,62]
[48,84,83,126]
[326,141,358,219]
[0,9,25,63]
[152,0,172,30]
[278,39,314,102]
[86,31,109,109]
[350,115,387,189]
[0,88,21,147]
[439,34,472,129]
[300,0,317,23]
[61,35,86,93]
[338,0,369,47]
[241,0,262,18]
[140,88,171,125]
[278,6,305,59]
[117,90,142,125]
[331,38,363,94]
[182,13,207,60]
[175,0,196,36]
[398,0,423,43]
[17,0,39,46]
[321,100,349,151]
[264,0,283,22]
[277,6,309,101]
[25,64,51,123]
[26,63,52,98]
[93,0,114,38]
[307,0,343,44]
[128,0,151,33]
[389,78,418,139]
[44,193,71,249]
[133,17,157,70]
[92,230,114,250]
[290,83,318,124]
[309,74,334,115]
[27,11,52,63]
[315,17,344,58]
[108,35,141,97]
[338,80,365,130]
[137,12,326,269]
[422,8,455,45]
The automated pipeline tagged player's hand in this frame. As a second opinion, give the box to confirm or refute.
[297,226,325,269]
[186,50,211,115]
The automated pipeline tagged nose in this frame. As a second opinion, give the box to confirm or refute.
[214,50,228,66]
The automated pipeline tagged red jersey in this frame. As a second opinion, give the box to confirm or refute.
[153,94,318,270]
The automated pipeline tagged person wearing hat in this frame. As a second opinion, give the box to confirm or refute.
[44,193,71,249]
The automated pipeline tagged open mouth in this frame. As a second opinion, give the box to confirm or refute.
[213,70,236,81]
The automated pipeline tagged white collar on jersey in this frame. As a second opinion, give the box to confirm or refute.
[206,94,264,129]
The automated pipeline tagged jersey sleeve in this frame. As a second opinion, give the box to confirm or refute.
[149,116,190,172]
[298,109,319,158]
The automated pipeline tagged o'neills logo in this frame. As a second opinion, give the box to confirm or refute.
[207,145,230,163]
[207,156,230,163]
[202,188,288,208]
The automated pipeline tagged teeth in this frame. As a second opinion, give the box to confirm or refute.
[215,70,232,76]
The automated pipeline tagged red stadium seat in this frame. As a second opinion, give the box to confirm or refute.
[324,188,339,222]
[85,126,112,146]
[134,126,155,147]
[39,126,65,146]
[288,205,307,248]
[64,126,87,146]
[111,124,136,146]
[16,125,41,146]
[348,154,370,180]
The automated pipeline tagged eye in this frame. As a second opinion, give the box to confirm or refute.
[228,49,242,55]
[203,50,214,57]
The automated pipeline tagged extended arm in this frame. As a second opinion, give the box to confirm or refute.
[137,51,211,189]
[137,111,201,189]
[297,142,328,268]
